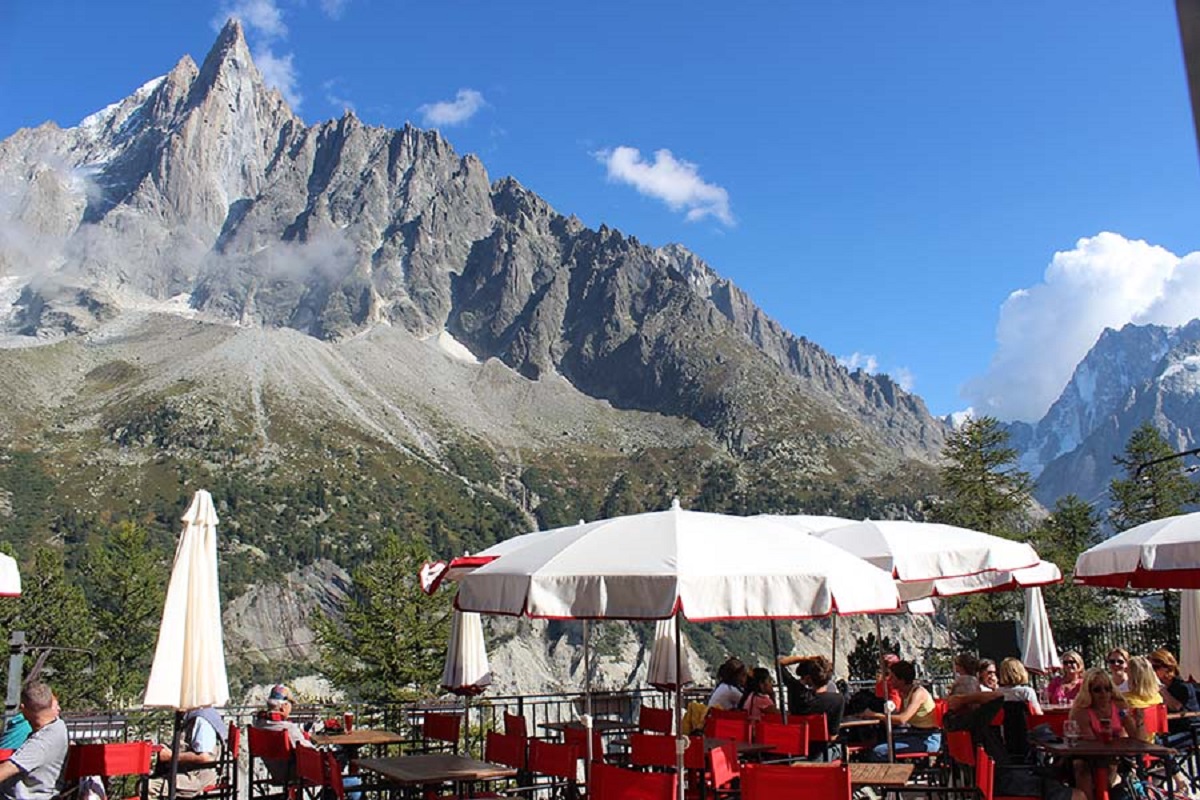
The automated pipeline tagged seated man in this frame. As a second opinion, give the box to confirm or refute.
[0,682,67,800]
[252,685,361,800]
[777,654,845,758]
[150,705,226,799]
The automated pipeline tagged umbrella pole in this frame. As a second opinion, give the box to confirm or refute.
[582,620,594,786]
[166,709,184,800]
[831,614,838,681]
[674,611,685,800]
[770,620,787,723]
[877,616,894,763]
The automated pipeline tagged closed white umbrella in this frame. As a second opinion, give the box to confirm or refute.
[1180,590,1200,682]
[441,610,492,695]
[0,554,20,597]
[646,617,692,691]
[1021,587,1061,674]
[144,490,229,800]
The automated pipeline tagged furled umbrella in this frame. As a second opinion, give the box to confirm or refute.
[645,616,692,692]
[1181,590,1200,682]
[144,490,229,800]
[440,609,492,753]
[1021,587,1061,674]
[455,500,902,800]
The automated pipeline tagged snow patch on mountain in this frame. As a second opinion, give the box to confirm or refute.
[433,329,480,364]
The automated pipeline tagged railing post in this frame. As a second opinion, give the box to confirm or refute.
[4,630,24,723]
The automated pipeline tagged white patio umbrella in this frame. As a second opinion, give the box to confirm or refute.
[897,559,1063,603]
[455,500,901,799]
[1074,512,1200,589]
[1181,591,1200,682]
[144,490,229,800]
[646,616,692,691]
[0,553,20,597]
[1021,587,1061,674]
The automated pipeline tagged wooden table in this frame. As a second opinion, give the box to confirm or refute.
[840,716,882,729]
[1038,738,1178,800]
[312,729,406,748]
[356,754,516,793]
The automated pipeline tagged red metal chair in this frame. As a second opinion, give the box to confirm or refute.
[630,733,676,770]
[528,739,580,796]
[756,720,810,761]
[591,762,675,800]
[563,726,605,763]
[741,761,852,800]
[294,747,344,800]
[503,712,528,740]
[65,741,154,800]
[637,705,674,735]
[704,715,751,743]
[975,745,1030,800]
[247,725,296,799]
[197,722,241,800]
[791,712,835,760]
[421,713,462,753]
[1030,708,1070,738]
[706,740,740,799]
[485,731,527,771]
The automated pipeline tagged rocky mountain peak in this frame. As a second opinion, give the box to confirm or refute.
[190,19,258,105]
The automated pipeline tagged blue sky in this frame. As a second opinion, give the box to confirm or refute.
[2,1,1199,421]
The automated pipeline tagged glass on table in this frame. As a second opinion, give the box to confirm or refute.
[1063,719,1080,746]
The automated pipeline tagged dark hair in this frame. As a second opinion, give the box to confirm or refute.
[954,652,979,675]
[737,667,773,710]
[889,660,917,684]
[795,655,834,686]
[21,682,53,712]
[717,657,746,687]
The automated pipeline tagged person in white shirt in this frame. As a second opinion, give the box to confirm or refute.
[706,658,747,710]
[0,683,67,800]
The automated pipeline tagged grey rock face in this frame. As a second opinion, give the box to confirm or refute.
[1015,320,1200,511]
[0,20,946,475]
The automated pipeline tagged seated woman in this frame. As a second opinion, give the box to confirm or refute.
[978,658,1000,691]
[1046,651,1085,705]
[1068,668,1141,800]
[736,667,777,723]
[1122,656,1164,742]
[1150,647,1200,734]
[706,657,747,711]
[998,657,1043,715]
[866,660,940,761]
[949,652,980,696]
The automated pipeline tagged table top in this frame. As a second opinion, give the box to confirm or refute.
[791,761,914,788]
[355,754,516,786]
[540,719,640,735]
[1168,710,1200,720]
[1038,738,1176,759]
[311,729,406,747]
[839,716,881,729]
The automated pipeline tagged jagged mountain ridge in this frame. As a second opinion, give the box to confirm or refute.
[0,19,944,479]
[1008,319,1200,510]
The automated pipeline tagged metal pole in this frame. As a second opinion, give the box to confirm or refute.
[4,631,24,724]
[582,620,594,787]
[877,616,894,763]
[166,709,184,800]
[770,620,787,723]
[831,615,838,682]
[674,611,685,800]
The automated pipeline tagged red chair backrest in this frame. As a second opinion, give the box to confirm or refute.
[707,740,740,792]
[227,723,241,757]
[742,762,852,800]
[0,749,13,761]
[946,730,975,767]
[756,720,809,757]
[423,713,461,745]
[683,736,706,771]
[485,731,527,770]
[975,746,996,800]
[630,733,676,769]
[791,712,830,742]
[1145,703,1169,735]
[933,698,948,726]
[65,742,154,780]
[758,710,784,725]
[707,708,747,721]
[563,726,604,762]
[637,705,673,735]
[591,762,676,800]
[704,715,751,742]
[1032,708,1069,737]
[294,746,325,786]
[248,726,294,761]
[503,712,528,740]
[528,738,579,781]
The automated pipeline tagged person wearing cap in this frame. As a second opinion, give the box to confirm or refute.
[0,682,67,800]
[252,685,313,782]
[149,705,226,798]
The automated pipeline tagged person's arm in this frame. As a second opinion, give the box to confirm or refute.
[872,686,926,725]
[0,760,21,784]
[945,691,996,712]
[1120,706,1141,740]
[1025,687,1043,715]
[777,655,808,668]
[156,746,216,767]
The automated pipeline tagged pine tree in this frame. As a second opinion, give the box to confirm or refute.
[1109,423,1200,530]
[1030,495,1115,628]
[933,416,1033,534]
[312,535,452,701]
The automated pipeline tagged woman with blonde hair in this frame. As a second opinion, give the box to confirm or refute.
[1122,656,1163,742]
[998,657,1043,715]
[1045,650,1085,704]
[1068,668,1142,800]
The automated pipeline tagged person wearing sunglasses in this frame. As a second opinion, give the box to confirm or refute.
[1069,669,1141,800]
[977,658,999,691]
[1046,650,1085,705]
[1148,648,1200,740]
[1105,647,1131,692]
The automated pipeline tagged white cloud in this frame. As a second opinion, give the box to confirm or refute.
[320,0,349,19]
[893,366,915,393]
[255,48,302,109]
[597,146,733,226]
[839,352,879,373]
[214,0,287,40]
[418,89,487,127]
[963,232,1200,422]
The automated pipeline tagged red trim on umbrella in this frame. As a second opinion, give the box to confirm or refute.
[1075,567,1200,590]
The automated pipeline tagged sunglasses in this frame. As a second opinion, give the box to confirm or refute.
[1063,660,1080,666]
[1106,659,1126,666]
[1151,662,1167,669]
[1090,685,1113,693]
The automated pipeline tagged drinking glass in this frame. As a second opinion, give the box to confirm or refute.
[1063,719,1080,746]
